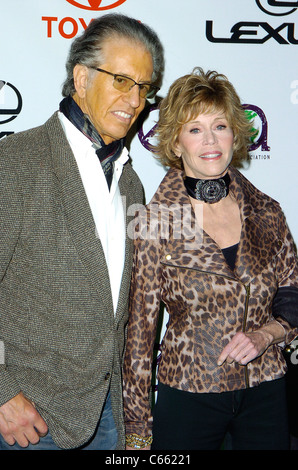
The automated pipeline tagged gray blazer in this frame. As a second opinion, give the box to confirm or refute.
[0,112,144,449]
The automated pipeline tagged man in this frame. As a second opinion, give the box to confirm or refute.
[0,14,164,450]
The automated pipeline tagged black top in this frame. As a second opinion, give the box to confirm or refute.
[222,243,239,271]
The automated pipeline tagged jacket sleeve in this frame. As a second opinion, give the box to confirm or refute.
[272,286,298,327]
[272,207,298,342]
[123,209,162,438]
[0,142,24,405]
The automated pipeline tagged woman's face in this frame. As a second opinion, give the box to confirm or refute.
[175,111,234,180]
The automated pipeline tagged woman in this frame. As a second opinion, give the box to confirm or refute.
[123,68,298,450]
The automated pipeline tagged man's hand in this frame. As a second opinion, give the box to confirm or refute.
[0,392,48,447]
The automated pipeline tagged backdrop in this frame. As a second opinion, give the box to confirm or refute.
[1,0,297,239]
[1,0,298,407]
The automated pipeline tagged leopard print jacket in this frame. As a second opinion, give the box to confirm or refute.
[123,166,298,437]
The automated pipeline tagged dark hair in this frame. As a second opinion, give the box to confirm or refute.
[62,13,164,97]
[154,67,254,168]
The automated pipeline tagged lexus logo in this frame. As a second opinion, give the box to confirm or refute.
[66,0,127,10]
[256,0,298,15]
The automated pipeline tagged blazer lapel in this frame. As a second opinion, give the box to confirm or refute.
[114,165,137,322]
[45,113,114,312]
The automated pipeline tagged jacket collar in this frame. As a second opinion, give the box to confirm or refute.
[152,166,281,284]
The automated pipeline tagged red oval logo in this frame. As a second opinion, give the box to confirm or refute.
[66,0,127,10]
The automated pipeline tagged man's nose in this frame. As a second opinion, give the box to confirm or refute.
[123,84,142,108]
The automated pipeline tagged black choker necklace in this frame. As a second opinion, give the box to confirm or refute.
[184,173,230,204]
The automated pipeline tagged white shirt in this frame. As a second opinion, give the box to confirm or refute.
[58,111,128,314]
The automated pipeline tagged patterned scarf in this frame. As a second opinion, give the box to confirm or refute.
[59,96,124,189]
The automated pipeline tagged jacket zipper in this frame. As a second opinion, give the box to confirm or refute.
[242,283,251,387]
[162,261,251,387]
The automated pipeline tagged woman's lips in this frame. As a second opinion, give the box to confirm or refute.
[200,152,222,160]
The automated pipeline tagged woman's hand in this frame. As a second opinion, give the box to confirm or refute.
[217,321,285,366]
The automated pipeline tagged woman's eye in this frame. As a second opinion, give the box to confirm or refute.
[190,128,200,134]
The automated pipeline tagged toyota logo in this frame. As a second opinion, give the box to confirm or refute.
[66,0,127,10]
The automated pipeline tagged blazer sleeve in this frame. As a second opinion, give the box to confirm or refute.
[123,208,162,438]
[0,142,24,405]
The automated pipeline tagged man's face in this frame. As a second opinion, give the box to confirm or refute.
[73,36,154,144]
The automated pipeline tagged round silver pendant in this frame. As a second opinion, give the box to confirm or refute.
[195,178,228,204]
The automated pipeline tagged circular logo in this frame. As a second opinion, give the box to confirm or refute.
[0,81,23,125]
[256,0,298,16]
[138,104,159,151]
[66,0,127,10]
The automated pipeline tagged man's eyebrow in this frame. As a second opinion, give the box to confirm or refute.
[115,72,152,84]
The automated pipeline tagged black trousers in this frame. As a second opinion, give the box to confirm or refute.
[152,378,289,450]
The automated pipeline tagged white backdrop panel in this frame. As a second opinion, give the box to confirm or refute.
[1,0,297,242]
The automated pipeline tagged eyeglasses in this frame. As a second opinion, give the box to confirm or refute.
[91,67,159,99]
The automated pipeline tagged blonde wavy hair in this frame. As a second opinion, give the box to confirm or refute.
[153,67,254,169]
